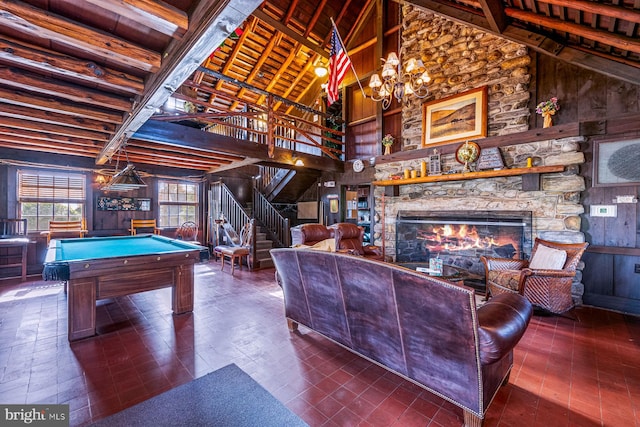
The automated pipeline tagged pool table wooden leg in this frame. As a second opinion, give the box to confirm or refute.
[68,278,97,341]
[172,265,194,313]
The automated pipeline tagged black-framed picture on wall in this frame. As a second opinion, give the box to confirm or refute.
[593,138,640,187]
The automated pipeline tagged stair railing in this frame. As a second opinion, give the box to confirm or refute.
[253,187,290,248]
[210,181,255,268]
[255,166,279,193]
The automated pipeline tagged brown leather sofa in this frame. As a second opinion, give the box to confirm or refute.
[271,248,533,427]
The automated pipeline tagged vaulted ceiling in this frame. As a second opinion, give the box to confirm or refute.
[0,0,638,177]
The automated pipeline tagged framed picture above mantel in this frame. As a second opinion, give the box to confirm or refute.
[421,86,488,148]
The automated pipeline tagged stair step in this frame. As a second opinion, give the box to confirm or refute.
[256,248,272,257]
[255,240,272,250]
[257,258,274,268]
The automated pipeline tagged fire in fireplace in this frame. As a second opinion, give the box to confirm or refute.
[396,211,532,292]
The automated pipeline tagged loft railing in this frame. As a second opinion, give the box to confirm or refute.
[253,187,290,248]
[154,90,345,161]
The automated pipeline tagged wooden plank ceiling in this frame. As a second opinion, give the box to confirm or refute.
[0,0,638,176]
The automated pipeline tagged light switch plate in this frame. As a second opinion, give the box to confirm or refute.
[590,205,617,217]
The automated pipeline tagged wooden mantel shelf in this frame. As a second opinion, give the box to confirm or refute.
[372,165,565,186]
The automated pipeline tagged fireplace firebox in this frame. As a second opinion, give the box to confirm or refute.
[396,211,532,292]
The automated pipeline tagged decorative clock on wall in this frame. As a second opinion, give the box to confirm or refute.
[352,159,364,172]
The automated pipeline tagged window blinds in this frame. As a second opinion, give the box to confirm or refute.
[18,171,86,201]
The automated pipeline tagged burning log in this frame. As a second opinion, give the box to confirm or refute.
[493,244,517,258]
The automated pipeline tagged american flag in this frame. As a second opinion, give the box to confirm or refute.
[327,27,351,106]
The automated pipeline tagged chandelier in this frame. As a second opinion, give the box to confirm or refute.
[368,52,431,109]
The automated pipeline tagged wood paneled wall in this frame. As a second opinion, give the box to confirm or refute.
[532,53,640,127]
[534,54,640,313]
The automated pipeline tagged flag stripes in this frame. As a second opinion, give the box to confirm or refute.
[327,27,351,106]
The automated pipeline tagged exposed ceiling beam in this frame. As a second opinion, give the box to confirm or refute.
[404,0,640,84]
[132,120,344,172]
[0,103,116,132]
[252,8,329,58]
[539,0,640,25]
[477,0,508,33]
[505,8,640,55]
[0,117,110,140]
[85,0,189,39]
[0,87,123,123]
[0,125,105,145]
[96,0,263,165]
[200,67,327,116]
[343,0,376,50]
[0,66,133,111]
[0,0,161,72]
[0,36,144,95]
[0,148,204,178]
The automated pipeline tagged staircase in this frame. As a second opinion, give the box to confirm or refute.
[253,225,274,269]
[244,203,275,269]
[211,166,313,270]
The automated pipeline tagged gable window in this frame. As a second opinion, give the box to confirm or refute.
[158,180,199,227]
[18,170,86,232]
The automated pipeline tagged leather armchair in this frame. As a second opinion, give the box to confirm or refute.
[330,222,383,260]
[290,223,335,246]
[481,238,588,314]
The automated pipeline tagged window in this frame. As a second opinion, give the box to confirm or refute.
[158,180,199,227]
[18,170,86,232]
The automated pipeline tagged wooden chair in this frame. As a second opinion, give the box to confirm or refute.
[130,219,161,235]
[41,219,87,244]
[481,238,589,315]
[0,219,29,282]
[214,221,253,275]
[175,221,199,242]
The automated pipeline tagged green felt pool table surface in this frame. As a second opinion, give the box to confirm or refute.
[47,234,204,262]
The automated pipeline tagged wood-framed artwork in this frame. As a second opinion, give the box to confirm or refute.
[593,138,640,187]
[422,86,487,148]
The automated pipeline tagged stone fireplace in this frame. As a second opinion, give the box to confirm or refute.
[373,135,588,303]
[370,7,588,304]
[396,210,532,291]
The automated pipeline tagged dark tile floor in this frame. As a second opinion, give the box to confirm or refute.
[0,262,639,426]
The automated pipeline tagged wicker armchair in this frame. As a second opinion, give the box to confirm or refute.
[481,238,588,314]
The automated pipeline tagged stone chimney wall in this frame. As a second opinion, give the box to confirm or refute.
[400,5,533,148]
[373,6,588,303]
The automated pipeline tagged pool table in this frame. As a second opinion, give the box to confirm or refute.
[43,234,209,341]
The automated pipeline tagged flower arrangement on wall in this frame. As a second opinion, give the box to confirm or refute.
[382,134,395,155]
[536,97,559,128]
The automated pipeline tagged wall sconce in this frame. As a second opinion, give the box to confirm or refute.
[95,174,107,185]
[292,153,304,167]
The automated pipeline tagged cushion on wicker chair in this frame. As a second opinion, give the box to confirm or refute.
[528,244,567,270]
[488,270,521,291]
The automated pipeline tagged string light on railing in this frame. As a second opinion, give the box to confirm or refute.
[368,52,431,110]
